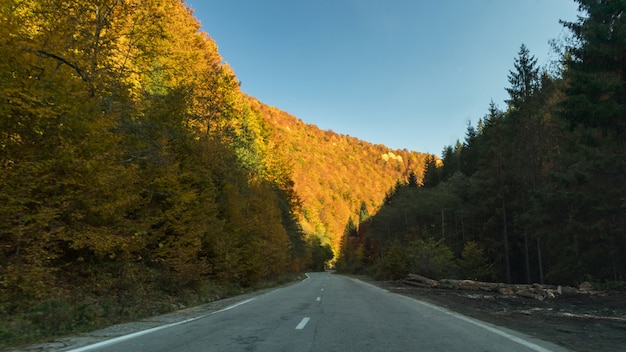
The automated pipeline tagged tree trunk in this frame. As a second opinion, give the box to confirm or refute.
[502,197,511,283]
[441,208,445,242]
[537,237,544,284]
[524,232,531,283]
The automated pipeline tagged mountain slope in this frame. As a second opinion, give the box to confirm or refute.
[248,96,430,249]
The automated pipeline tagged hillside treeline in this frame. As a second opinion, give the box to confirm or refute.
[338,0,625,287]
[249,96,430,250]
[0,0,329,345]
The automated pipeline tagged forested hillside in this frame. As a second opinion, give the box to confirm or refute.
[248,97,429,250]
[6,0,622,348]
[0,0,332,346]
[338,0,626,287]
[0,0,428,346]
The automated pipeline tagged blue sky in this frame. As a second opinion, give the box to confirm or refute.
[185,0,580,156]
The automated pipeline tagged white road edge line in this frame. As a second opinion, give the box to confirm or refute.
[412,299,556,352]
[66,298,256,352]
[295,317,311,330]
[66,274,313,351]
[214,298,256,314]
[349,277,557,352]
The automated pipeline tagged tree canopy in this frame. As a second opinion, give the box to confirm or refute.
[337,1,626,286]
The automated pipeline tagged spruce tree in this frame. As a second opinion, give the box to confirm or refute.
[549,0,626,282]
[560,0,626,135]
[506,44,540,110]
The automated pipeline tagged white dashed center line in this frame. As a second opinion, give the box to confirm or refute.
[316,296,321,302]
[295,317,310,330]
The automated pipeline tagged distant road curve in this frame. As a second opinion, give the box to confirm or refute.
[64,272,569,352]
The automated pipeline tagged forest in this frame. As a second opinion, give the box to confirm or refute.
[0,0,427,346]
[337,0,626,288]
[0,0,337,346]
[248,96,429,251]
[2,0,624,348]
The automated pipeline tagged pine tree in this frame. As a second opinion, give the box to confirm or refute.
[459,121,479,177]
[358,201,370,223]
[421,155,440,188]
[506,44,540,110]
[549,0,626,282]
[560,0,626,135]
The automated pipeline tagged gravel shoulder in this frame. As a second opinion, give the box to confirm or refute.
[368,278,626,352]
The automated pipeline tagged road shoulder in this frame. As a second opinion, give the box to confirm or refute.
[360,276,626,352]
[7,283,297,352]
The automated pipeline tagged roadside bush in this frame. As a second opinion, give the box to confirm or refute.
[592,280,626,292]
[373,240,410,280]
[30,299,74,335]
[375,238,457,280]
[0,298,103,349]
[457,241,494,281]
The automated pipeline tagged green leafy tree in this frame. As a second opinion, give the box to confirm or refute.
[336,217,363,273]
[375,238,456,280]
[458,242,494,281]
[309,237,334,271]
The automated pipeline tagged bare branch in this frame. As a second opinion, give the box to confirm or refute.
[21,47,89,82]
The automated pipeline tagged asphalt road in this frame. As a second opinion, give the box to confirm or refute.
[69,272,570,352]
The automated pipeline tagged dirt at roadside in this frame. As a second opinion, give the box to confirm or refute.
[371,279,626,352]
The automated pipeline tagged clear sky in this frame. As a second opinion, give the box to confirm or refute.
[185,0,580,156]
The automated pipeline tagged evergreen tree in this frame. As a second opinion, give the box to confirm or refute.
[459,121,479,177]
[548,0,626,282]
[345,216,358,237]
[358,201,370,223]
[407,171,419,188]
[440,143,461,181]
[421,154,440,188]
[506,44,540,110]
[560,0,626,135]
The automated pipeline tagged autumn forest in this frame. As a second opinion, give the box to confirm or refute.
[0,0,625,348]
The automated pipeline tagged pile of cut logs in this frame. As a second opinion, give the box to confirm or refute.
[402,273,602,301]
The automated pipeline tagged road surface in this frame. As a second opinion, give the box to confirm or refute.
[67,272,569,352]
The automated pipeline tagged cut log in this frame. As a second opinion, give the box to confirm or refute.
[406,274,438,287]
[516,289,545,301]
[459,280,483,291]
[498,287,515,295]
[402,280,433,289]
[559,286,579,295]
[437,282,458,290]
[478,282,503,292]
[399,275,589,300]
[439,279,462,289]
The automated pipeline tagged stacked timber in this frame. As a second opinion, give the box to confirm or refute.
[402,274,602,301]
